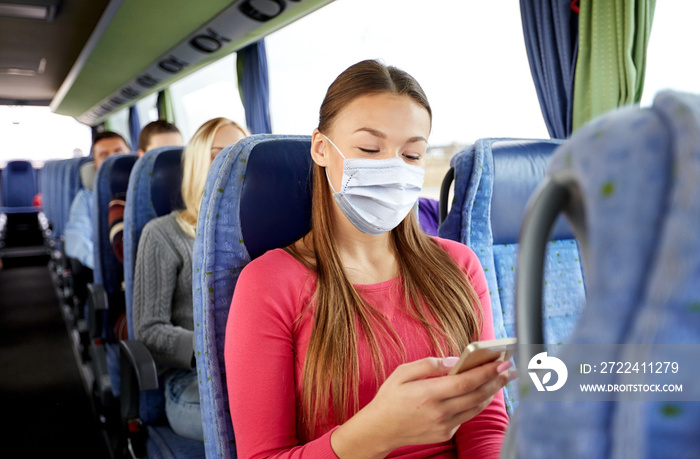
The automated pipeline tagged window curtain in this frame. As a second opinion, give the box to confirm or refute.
[572,0,656,131]
[520,0,579,139]
[157,88,175,124]
[91,124,104,144]
[236,39,272,134]
[128,105,141,151]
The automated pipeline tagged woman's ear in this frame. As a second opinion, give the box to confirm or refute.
[310,129,329,167]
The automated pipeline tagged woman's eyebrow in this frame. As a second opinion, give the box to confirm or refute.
[354,127,386,138]
[353,127,427,144]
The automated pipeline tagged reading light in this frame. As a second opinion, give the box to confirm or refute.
[0,2,58,21]
[0,58,46,76]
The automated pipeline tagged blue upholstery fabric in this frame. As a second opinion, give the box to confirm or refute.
[438,138,585,414]
[146,425,205,459]
[612,91,700,459]
[1,160,37,212]
[44,160,62,239]
[93,154,136,291]
[193,135,312,459]
[124,146,183,340]
[93,154,137,397]
[59,157,90,239]
[516,91,700,458]
[39,160,55,232]
[122,146,201,458]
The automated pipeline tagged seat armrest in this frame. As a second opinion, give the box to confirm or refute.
[119,339,158,458]
[87,283,107,338]
[119,340,159,392]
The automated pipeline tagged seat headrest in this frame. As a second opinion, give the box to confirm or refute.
[239,138,313,259]
[488,139,574,244]
[7,160,31,173]
[150,148,184,216]
[109,154,137,196]
[80,160,96,191]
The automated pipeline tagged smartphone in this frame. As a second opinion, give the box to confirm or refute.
[448,337,517,375]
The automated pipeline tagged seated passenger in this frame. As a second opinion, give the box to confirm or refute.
[133,117,247,441]
[65,131,130,271]
[225,60,512,458]
[109,119,184,264]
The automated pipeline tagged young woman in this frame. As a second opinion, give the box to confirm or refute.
[225,60,513,458]
[133,117,246,441]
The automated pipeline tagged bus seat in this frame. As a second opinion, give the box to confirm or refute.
[59,157,90,239]
[60,157,92,307]
[41,160,63,289]
[193,134,312,458]
[1,160,38,212]
[87,153,137,410]
[510,90,700,458]
[123,146,184,339]
[437,138,585,415]
[120,145,204,459]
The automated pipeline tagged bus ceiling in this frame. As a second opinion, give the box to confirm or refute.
[0,0,335,125]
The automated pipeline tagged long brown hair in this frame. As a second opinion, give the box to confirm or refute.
[291,60,482,441]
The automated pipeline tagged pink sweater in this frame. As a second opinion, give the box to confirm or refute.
[225,237,508,459]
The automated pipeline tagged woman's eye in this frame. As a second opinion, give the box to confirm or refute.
[358,148,380,154]
[403,153,422,161]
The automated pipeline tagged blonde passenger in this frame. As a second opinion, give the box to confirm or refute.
[133,117,246,441]
[226,60,512,458]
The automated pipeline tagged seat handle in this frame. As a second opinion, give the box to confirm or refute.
[439,167,455,224]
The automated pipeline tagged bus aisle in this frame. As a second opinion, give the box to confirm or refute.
[0,263,111,458]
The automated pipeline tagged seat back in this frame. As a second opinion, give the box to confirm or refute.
[124,146,184,340]
[44,160,62,239]
[1,160,37,212]
[93,154,137,294]
[438,138,585,414]
[513,91,700,459]
[193,135,312,458]
[57,157,90,239]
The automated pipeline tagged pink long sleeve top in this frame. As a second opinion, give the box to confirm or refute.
[225,237,508,459]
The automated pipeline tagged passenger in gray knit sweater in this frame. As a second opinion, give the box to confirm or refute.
[132,117,247,442]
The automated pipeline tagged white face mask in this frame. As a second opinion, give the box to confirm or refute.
[321,134,425,235]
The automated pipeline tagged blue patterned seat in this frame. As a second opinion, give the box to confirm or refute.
[120,145,204,459]
[88,153,137,405]
[193,134,312,458]
[514,91,700,458]
[438,139,586,414]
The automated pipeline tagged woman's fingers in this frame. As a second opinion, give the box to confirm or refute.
[389,356,461,383]
[408,358,509,400]
[441,368,513,419]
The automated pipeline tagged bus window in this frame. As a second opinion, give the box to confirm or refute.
[265,0,548,198]
[105,107,130,146]
[170,53,246,142]
[135,92,159,127]
[0,106,91,167]
[641,2,700,106]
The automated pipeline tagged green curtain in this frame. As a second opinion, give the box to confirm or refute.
[572,0,656,131]
[157,88,175,123]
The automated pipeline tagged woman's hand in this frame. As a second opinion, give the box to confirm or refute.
[330,356,515,458]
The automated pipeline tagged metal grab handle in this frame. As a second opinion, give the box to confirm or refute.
[515,178,571,363]
[439,167,455,224]
[501,177,574,459]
